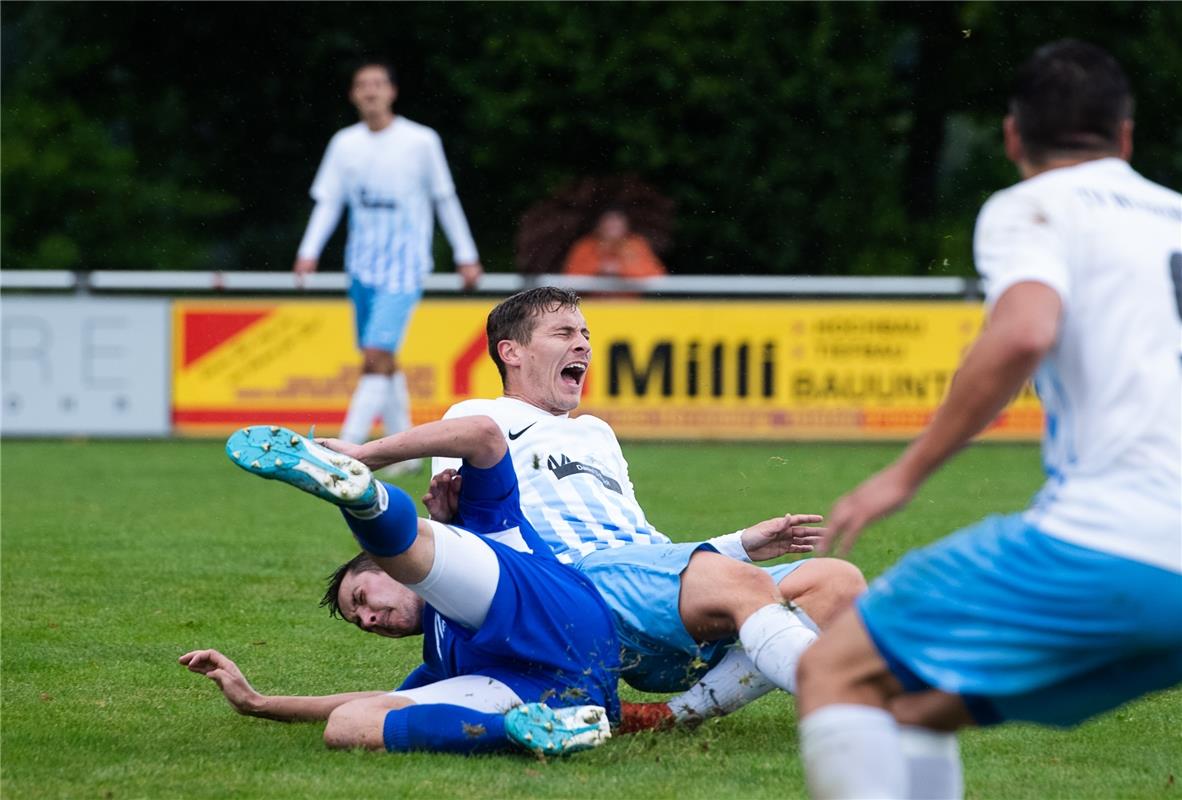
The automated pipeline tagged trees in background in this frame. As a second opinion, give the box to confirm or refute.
[2,2,1178,275]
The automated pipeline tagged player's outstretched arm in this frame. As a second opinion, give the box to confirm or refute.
[321,415,506,472]
[179,649,384,722]
[824,281,1062,554]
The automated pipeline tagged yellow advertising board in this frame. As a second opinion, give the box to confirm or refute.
[172,299,1043,440]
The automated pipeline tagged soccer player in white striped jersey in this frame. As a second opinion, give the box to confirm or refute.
[796,40,1182,800]
[293,61,483,464]
[424,287,866,730]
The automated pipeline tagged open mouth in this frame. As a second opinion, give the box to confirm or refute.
[560,362,588,388]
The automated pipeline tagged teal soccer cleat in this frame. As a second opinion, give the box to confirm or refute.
[225,426,378,509]
[504,703,611,756]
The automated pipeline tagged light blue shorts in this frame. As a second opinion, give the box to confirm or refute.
[858,513,1182,727]
[347,283,421,352]
[576,542,808,693]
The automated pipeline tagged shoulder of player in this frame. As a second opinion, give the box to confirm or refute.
[569,413,620,439]
[329,122,371,145]
[394,117,443,143]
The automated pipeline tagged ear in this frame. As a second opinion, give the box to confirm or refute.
[1002,115,1024,165]
[1117,118,1133,161]
[497,339,523,369]
[390,85,399,105]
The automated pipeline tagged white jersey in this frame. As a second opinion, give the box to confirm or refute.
[435,397,672,564]
[305,118,477,292]
[974,158,1182,573]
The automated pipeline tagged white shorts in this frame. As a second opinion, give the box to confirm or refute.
[388,674,523,713]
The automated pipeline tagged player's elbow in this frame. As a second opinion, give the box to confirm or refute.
[1004,319,1058,364]
[467,415,508,469]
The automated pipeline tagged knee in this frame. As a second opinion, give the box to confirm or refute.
[781,558,867,618]
[361,350,396,375]
[323,697,401,751]
[323,705,359,750]
[820,559,867,605]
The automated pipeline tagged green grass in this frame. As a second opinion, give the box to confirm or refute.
[2,440,1178,799]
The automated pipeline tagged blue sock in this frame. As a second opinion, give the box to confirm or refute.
[340,482,420,557]
[382,704,510,754]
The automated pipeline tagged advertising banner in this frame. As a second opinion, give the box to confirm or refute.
[1,297,171,436]
[172,299,1043,440]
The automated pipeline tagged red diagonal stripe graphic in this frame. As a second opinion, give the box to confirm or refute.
[183,311,270,367]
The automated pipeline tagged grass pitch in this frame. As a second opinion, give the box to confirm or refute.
[2,439,1178,799]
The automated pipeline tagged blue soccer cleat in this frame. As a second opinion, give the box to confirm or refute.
[504,703,611,756]
[225,425,378,509]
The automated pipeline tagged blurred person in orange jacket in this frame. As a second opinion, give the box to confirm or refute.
[562,208,667,279]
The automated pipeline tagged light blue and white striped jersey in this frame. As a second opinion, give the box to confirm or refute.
[975,158,1182,573]
[435,397,673,564]
[305,118,477,292]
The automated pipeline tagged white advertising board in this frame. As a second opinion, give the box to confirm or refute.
[1,297,170,436]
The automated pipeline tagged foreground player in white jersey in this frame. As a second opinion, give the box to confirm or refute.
[294,61,483,456]
[423,287,865,730]
[795,40,1182,800]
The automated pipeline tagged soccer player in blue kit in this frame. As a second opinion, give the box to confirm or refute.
[795,41,1182,800]
[182,417,617,756]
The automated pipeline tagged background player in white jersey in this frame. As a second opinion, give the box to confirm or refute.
[293,61,483,459]
[183,417,617,756]
[794,40,1182,800]
[422,287,866,730]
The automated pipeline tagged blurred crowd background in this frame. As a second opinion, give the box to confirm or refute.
[2,2,1179,278]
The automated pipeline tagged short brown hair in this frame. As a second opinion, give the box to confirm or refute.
[1010,40,1132,165]
[485,287,581,384]
[320,552,384,620]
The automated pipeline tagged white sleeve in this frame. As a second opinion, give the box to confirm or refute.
[706,531,752,562]
[435,194,479,264]
[973,189,1071,309]
[309,136,346,205]
[296,199,344,259]
[427,133,478,264]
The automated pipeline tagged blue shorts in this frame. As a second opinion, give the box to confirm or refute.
[576,542,808,692]
[859,513,1182,727]
[347,282,421,352]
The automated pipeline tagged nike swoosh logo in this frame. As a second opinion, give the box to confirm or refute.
[507,422,537,441]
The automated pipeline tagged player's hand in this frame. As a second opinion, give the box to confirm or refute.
[422,468,460,522]
[179,649,264,716]
[823,463,918,555]
[293,257,319,275]
[316,437,368,461]
[740,513,825,561]
[457,262,483,291]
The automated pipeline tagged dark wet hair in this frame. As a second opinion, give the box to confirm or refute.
[352,60,397,86]
[485,287,582,384]
[1009,39,1132,165]
[320,551,384,620]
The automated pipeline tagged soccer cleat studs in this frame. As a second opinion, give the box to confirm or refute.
[224,425,378,511]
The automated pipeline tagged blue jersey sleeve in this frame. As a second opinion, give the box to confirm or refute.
[455,452,526,532]
[454,452,553,558]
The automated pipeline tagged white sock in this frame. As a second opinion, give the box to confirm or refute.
[667,646,777,723]
[738,603,817,694]
[340,374,391,444]
[382,372,413,436]
[899,726,963,800]
[800,704,906,800]
[343,480,388,521]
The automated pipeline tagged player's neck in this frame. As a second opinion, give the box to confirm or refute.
[362,111,396,132]
[501,391,568,417]
[1019,152,1122,180]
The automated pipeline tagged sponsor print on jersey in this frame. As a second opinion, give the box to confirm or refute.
[546,453,623,494]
